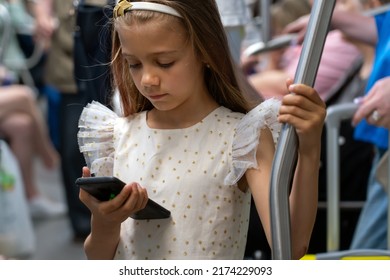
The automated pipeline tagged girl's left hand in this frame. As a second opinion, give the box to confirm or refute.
[79,167,148,227]
[278,78,326,154]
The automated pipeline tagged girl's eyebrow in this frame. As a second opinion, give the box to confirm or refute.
[122,50,180,58]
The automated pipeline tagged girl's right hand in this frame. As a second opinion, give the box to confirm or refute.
[79,167,148,227]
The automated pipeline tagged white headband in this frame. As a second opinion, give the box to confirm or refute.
[114,1,183,19]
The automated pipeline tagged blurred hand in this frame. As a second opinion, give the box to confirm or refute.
[283,14,311,44]
[28,2,58,50]
[352,76,390,129]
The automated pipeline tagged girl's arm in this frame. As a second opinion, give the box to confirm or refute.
[83,214,122,260]
[245,128,276,252]
[278,82,325,259]
[247,81,326,260]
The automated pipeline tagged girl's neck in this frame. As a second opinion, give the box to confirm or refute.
[147,97,219,129]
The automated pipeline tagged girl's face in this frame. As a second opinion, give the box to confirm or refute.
[117,18,207,112]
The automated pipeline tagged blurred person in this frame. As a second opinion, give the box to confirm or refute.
[0,0,65,218]
[286,0,390,250]
[242,0,312,96]
[31,0,117,241]
[332,0,377,104]
[0,0,35,84]
[240,0,311,75]
[29,0,92,241]
[0,84,65,219]
[352,76,390,129]
[245,0,362,102]
[26,0,57,49]
[350,76,390,250]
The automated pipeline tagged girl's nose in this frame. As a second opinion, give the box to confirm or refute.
[141,68,159,87]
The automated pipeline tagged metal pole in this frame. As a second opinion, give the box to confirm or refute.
[325,103,359,252]
[269,0,336,260]
[261,0,271,44]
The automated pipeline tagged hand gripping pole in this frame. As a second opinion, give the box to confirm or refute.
[269,0,336,260]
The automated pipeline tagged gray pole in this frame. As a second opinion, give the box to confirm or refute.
[261,0,271,43]
[269,0,336,260]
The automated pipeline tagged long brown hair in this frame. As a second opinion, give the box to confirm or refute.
[111,0,261,117]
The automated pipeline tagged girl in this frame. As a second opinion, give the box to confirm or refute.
[77,0,326,260]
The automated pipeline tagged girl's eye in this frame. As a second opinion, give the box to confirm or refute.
[129,63,141,69]
[158,62,174,68]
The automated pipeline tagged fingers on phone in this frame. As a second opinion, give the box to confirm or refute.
[78,188,97,209]
[137,186,148,210]
[82,166,91,177]
[106,183,145,213]
[125,184,148,213]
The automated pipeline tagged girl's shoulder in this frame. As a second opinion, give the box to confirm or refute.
[236,98,281,142]
[78,101,120,176]
[79,100,118,120]
[224,98,282,185]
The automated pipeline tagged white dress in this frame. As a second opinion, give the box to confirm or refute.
[78,98,281,259]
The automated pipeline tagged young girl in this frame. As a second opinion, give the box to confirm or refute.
[77,0,326,260]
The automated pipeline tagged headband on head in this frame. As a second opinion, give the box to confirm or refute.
[113,0,183,19]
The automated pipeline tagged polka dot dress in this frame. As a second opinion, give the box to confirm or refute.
[78,98,281,259]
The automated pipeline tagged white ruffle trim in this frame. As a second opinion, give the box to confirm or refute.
[224,98,281,185]
[77,101,118,176]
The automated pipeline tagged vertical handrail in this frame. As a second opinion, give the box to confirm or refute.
[261,0,271,43]
[269,0,336,260]
[325,103,358,252]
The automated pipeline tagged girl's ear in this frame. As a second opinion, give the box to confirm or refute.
[201,58,210,68]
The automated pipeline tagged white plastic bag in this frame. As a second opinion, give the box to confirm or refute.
[0,140,35,258]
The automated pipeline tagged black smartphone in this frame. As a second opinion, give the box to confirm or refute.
[75,176,171,220]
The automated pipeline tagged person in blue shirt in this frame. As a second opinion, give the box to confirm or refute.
[349,8,390,248]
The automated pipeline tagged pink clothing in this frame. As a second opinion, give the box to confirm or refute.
[283,30,361,101]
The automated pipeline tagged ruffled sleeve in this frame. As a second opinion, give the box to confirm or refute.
[225,98,281,185]
[77,101,118,176]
